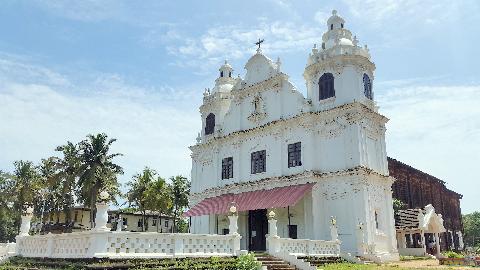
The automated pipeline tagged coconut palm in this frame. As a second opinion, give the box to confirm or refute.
[127,167,157,231]
[12,160,42,233]
[77,133,123,228]
[55,142,81,223]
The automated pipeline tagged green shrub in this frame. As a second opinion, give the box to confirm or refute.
[442,251,464,258]
[236,253,260,270]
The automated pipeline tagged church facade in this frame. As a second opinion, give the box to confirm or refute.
[187,11,399,261]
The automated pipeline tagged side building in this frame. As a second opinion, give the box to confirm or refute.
[388,157,463,251]
[34,207,174,233]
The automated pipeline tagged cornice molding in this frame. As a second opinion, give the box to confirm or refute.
[304,54,376,81]
[189,165,391,205]
[190,102,388,152]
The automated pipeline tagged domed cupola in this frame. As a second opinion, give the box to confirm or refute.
[304,9,376,111]
[322,10,354,50]
[212,60,235,94]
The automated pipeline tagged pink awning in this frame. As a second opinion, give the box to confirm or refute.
[184,183,315,217]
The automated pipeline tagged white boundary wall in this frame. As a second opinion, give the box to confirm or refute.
[15,231,241,259]
[0,243,16,263]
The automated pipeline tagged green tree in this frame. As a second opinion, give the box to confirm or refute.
[144,176,173,232]
[39,157,61,223]
[127,167,157,231]
[463,212,480,249]
[77,133,123,228]
[169,175,190,233]
[55,142,81,223]
[0,171,16,242]
[12,160,41,233]
[393,198,407,215]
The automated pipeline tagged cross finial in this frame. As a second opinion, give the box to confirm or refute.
[255,38,264,49]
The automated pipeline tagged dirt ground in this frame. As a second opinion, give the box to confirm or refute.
[387,259,473,269]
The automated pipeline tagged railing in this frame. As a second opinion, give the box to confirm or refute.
[270,237,340,257]
[0,243,16,263]
[15,231,241,259]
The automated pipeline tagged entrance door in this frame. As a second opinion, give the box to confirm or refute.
[248,209,268,251]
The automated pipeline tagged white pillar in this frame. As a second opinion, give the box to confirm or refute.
[408,233,413,246]
[267,211,279,254]
[420,230,426,254]
[330,217,339,241]
[94,202,109,231]
[356,223,365,256]
[435,233,441,257]
[228,215,239,235]
[94,191,110,232]
[457,231,464,250]
[18,206,34,236]
[228,206,241,255]
[116,215,122,232]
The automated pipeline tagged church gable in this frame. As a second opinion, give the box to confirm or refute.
[244,49,278,86]
[221,70,306,135]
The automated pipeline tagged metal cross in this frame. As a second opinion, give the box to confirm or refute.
[255,38,264,49]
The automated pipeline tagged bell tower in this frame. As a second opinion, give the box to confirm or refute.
[304,10,375,112]
[198,60,236,142]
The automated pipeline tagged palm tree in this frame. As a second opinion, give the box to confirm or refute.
[12,160,41,233]
[39,157,61,224]
[77,133,123,228]
[127,167,156,231]
[55,142,81,224]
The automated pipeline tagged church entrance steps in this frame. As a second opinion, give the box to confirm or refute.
[254,252,298,270]
[296,256,343,267]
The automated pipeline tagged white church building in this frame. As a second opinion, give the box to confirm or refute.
[186,10,399,261]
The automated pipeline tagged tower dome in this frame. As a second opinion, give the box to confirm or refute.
[322,10,354,50]
[211,60,235,93]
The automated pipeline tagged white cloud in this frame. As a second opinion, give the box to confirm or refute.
[377,84,480,213]
[0,56,200,187]
[167,21,323,74]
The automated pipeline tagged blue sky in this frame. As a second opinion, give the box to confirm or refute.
[0,0,479,213]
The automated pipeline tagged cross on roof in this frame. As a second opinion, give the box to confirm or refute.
[255,38,264,49]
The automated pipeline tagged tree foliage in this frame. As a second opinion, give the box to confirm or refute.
[144,176,173,232]
[0,171,16,242]
[170,175,190,233]
[127,167,157,231]
[463,211,480,248]
[77,133,123,227]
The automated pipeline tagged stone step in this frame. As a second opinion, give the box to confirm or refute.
[253,253,298,270]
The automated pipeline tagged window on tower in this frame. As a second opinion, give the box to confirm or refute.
[205,113,215,135]
[220,71,224,77]
[229,71,232,77]
[319,73,335,100]
[288,142,302,168]
[363,73,373,100]
[251,150,266,174]
[222,157,233,179]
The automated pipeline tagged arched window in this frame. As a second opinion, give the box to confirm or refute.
[205,113,215,135]
[228,71,232,77]
[319,73,335,100]
[330,24,333,30]
[363,73,373,100]
[220,71,224,77]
